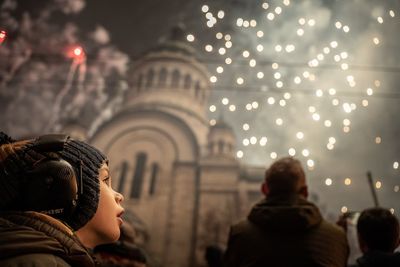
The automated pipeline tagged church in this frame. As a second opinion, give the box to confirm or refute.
[67,27,265,267]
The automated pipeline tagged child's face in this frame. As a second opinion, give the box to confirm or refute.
[76,163,124,248]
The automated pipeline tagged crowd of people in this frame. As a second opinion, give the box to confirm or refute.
[0,131,399,267]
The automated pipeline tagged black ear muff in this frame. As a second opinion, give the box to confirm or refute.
[21,158,78,217]
[20,134,80,218]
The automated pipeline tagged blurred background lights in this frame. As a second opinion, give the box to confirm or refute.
[375,136,382,144]
[236,150,243,158]
[302,149,310,157]
[209,105,216,112]
[341,206,348,213]
[394,162,399,169]
[288,148,296,156]
[376,181,382,189]
[186,34,195,42]
[344,178,352,185]
[270,152,277,159]
[221,97,229,105]
[296,132,304,139]
[325,178,333,186]
[276,118,283,125]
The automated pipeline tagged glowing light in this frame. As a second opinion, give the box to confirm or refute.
[222,98,229,105]
[276,118,283,125]
[246,104,252,110]
[236,150,243,158]
[286,44,295,53]
[377,16,383,24]
[341,63,349,70]
[284,93,291,99]
[250,20,257,27]
[225,34,231,41]
[252,101,259,109]
[275,7,282,14]
[225,58,232,64]
[389,10,395,17]
[344,178,352,185]
[325,178,333,186]
[229,105,236,112]
[329,88,336,95]
[332,99,339,106]
[257,72,264,79]
[210,76,217,83]
[249,59,256,67]
[250,136,257,145]
[362,99,369,107]
[335,21,342,29]
[275,45,282,52]
[257,44,264,52]
[367,88,373,96]
[236,18,243,27]
[218,47,226,55]
[343,103,352,113]
[316,89,323,97]
[334,55,341,62]
[262,2,269,9]
[329,137,336,144]
[341,206,348,213]
[201,5,209,13]
[308,106,316,113]
[343,119,350,126]
[216,66,224,73]
[312,113,320,121]
[209,105,216,112]
[308,19,316,26]
[276,81,283,88]
[343,25,350,32]
[294,76,301,84]
[330,41,338,48]
[217,10,225,19]
[296,132,304,139]
[307,159,314,168]
[260,137,268,146]
[341,52,349,59]
[243,20,249,27]
[302,149,310,157]
[274,72,281,79]
[395,185,400,192]
[210,119,216,126]
[373,37,380,45]
[270,152,277,159]
[243,139,250,146]
[242,50,250,58]
[225,41,232,48]
[267,13,275,20]
[267,97,275,105]
[283,0,290,6]
[288,148,296,156]
[236,77,244,85]
[73,47,83,56]
[323,47,330,54]
[216,32,223,39]
[205,45,213,52]
[390,208,395,214]
[257,30,264,37]
[324,120,332,127]
[279,100,286,106]
[343,126,350,133]
[375,136,382,144]
[0,30,7,44]
[376,181,382,189]
[297,28,304,36]
[327,143,334,150]
[317,54,324,61]
[272,63,279,69]
[394,162,399,169]
[298,18,306,25]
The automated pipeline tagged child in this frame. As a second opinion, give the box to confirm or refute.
[0,132,124,266]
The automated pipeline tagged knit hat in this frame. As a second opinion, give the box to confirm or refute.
[0,132,107,230]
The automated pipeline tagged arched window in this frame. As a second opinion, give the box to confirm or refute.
[218,140,224,154]
[158,68,167,88]
[137,74,144,92]
[195,81,201,98]
[149,163,159,195]
[130,152,147,199]
[183,74,192,89]
[118,161,128,193]
[145,68,155,88]
[171,69,180,88]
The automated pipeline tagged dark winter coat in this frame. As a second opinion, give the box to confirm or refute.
[0,211,97,267]
[349,251,400,267]
[223,196,349,267]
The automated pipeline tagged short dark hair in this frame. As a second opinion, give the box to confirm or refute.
[264,157,306,197]
[357,207,399,252]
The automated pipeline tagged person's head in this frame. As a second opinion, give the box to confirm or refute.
[261,157,308,199]
[357,207,400,253]
[0,132,124,248]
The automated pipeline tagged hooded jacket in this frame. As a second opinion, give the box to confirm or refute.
[349,251,400,267]
[0,211,97,267]
[223,196,349,267]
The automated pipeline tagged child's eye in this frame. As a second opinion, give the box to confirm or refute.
[102,176,111,186]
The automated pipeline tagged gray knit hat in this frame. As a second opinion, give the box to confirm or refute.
[0,132,106,230]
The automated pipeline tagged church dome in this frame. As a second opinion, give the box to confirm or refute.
[125,25,211,121]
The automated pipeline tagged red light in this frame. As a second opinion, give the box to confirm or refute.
[73,47,82,56]
[0,30,7,45]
